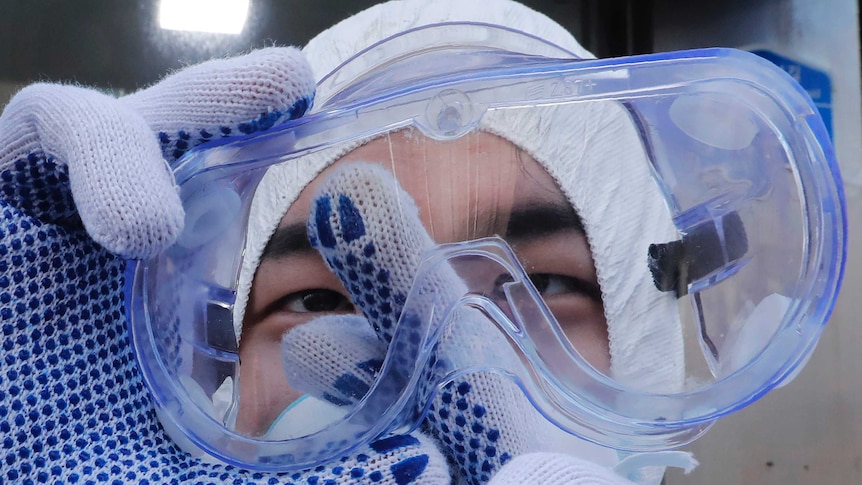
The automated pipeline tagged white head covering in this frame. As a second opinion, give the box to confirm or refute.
[234,0,684,393]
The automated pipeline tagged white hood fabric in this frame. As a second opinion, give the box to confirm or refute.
[234,0,684,395]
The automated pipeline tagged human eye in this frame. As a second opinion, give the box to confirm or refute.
[527,273,602,303]
[491,273,601,303]
[274,289,355,314]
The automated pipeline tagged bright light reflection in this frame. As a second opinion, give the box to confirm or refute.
[159,0,250,35]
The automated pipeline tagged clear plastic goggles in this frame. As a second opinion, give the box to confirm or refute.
[126,22,846,471]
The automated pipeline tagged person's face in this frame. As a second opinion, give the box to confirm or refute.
[236,129,608,436]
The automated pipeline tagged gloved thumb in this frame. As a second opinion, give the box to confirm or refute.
[281,314,387,407]
[0,84,182,259]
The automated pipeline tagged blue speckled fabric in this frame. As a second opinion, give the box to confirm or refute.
[303,163,536,485]
[0,83,449,483]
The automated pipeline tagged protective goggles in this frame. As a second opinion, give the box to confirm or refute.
[126,22,846,471]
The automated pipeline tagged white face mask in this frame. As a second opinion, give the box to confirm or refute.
[264,396,348,441]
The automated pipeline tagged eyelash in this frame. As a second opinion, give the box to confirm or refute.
[273,289,355,314]
[493,273,602,303]
[261,273,598,320]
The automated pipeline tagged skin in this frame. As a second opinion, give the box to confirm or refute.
[236,129,608,436]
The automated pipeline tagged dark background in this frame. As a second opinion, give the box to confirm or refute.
[0,0,654,92]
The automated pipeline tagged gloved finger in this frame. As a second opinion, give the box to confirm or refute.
[0,48,314,260]
[275,282,533,484]
[424,352,541,483]
[488,453,637,485]
[120,47,315,163]
[0,84,182,259]
[305,161,544,484]
[281,314,386,406]
[306,161,467,343]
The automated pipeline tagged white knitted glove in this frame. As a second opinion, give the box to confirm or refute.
[285,161,636,485]
[489,453,635,485]
[0,48,317,259]
[0,48,452,484]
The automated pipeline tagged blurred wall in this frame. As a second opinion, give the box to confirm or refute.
[0,81,22,107]
[656,1,862,484]
[0,0,647,94]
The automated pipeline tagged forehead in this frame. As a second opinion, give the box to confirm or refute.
[280,129,569,238]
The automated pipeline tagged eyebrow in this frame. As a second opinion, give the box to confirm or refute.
[504,202,585,241]
[260,201,584,261]
[261,222,313,260]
